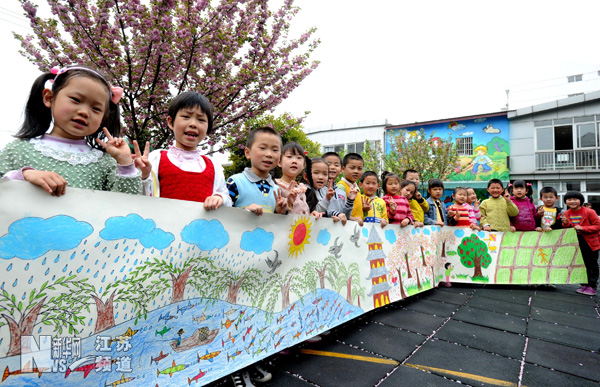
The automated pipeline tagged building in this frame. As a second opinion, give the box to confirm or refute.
[509,90,600,209]
[305,120,387,156]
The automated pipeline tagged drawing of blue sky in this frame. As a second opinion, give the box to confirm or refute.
[100,213,174,249]
[181,219,229,251]
[0,216,93,259]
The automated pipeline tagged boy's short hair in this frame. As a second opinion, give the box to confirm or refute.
[487,178,503,188]
[402,169,418,179]
[168,91,214,134]
[360,171,379,183]
[342,152,363,167]
[539,186,558,197]
[246,126,281,148]
[321,151,342,164]
[428,179,444,190]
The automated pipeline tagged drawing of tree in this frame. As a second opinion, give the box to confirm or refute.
[457,234,491,278]
[0,276,94,357]
[385,231,413,298]
[300,256,337,292]
[350,272,366,308]
[262,268,302,311]
[215,268,263,305]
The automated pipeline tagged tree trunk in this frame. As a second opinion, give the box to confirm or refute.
[315,264,327,289]
[346,275,352,304]
[404,253,412,278]
[416,269,422,290]
[227,274,247,304]
[473,255,483,278]
[396,267,408,299]
[3,297,46,357]
[420,245,427,267]
[441,240,446,258]
[357,295,361,308]
[280,276,293,310]
[170,266,194,304]
[92,291,116,333]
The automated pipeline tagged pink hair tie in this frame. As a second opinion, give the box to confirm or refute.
[111,86,123,104]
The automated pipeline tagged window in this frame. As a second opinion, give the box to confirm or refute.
[554,126,573,151]
[323,146,334,153]
[587,180,600,192]
[567,74,582,82]
[564,181,581,191]
[577,123,596,148]
[456,137,473,156]
[334,144,344,153]
[536,127,553,150]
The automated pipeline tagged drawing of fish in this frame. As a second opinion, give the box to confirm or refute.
[150,351,169,366]
[227,350,242,362]
[187,369,206,385]
[108,327,139,347]
[155,326,172,337]
[243,326,253,341]
[192,313,208,323]
[177,301,195,315]
[157,361,189,377]
[198,349,221,363]
[221,318,234,329]
[105,373,135,387]
[2,362,44,382]
[223,307,235,316]
[274,335,286,349]
[158,311,178,322]
[66,355,117,378]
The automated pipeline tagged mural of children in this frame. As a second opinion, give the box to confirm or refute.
[471,145,493,173]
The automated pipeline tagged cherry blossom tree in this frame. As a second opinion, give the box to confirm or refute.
[14,0,320,149]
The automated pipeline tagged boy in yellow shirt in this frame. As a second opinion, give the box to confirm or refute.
[357,171,388,227]
[402,169,429,226]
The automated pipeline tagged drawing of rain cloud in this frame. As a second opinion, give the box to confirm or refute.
[100,214,174,249]
[181,219,229,251]
[240,228,273,254]
[317,229,331,245]
[482,124,500,134]
[384,229,396,244]
[0,216,93,259]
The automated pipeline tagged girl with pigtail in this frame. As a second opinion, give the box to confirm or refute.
[0,66,143,196]
[508,179,536,231]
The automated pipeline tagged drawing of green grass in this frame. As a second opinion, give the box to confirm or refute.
[520,232,539,247]
[513,269,529,283]
[495,269,511,284]
[549,268,569,284]
[530,268,548,283]
[501,233,520,247]
[471,275,489,283]
[553,246,576,265]
[499,249,515,266]
[569,267,588,283]
[539,230,561,246]
[516,249,533,266]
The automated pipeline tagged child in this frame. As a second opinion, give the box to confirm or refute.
[358,171,388,227]
[402,169,429,227]
[466,187,482,225]
[535,187,564,231]
[382,172,415,227]
[480,179,519,232]
[561,191,600,296]
[226,127,288,215]
[304,157,347,224]
[424,179,449,226]
[447,187,479,230]
[139,91,230,210]
[0,66,142,195]
[322,151,342,183]
[508,180,536,232]
[440,262,454,288]
[275,142,321,218]
[329,153,361,224]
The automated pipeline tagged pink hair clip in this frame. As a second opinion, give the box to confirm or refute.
[111,86,123,104]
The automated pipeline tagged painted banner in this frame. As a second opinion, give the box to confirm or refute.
[0,180,586,386]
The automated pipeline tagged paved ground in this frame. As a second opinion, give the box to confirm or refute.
[208,284,600,387]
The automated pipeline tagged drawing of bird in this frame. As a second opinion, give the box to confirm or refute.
[349,225,360,247]
[265,250,281,274]
[328,237,343,259]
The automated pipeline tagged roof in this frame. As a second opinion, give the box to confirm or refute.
[386,111,511,130]
[508,90,600,119]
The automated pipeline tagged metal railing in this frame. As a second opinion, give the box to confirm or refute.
[535,149,598,170]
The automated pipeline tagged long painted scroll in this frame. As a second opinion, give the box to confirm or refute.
[0,180,586,385]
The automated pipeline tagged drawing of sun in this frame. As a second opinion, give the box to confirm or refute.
[288,216,312,258]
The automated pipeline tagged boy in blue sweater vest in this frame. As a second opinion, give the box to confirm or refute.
[227,127,290,215]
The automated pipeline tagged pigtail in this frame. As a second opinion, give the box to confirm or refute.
[525,182,534,204]
[15,72,55,139]
[303,156,318,212]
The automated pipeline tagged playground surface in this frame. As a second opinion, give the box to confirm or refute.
[208,283,600,387]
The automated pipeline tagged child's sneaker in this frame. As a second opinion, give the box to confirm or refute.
[582,287,597,296]
[249,364,272,383]
[231,370,254,387]
[576,285,588,294]
[305,335,322,343]
[439,282,452,287]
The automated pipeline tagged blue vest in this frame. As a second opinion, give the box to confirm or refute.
[230,173,277,213]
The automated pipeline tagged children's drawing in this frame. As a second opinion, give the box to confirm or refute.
[0,181,584,386]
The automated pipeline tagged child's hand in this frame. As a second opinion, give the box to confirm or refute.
[537,206,545,216]
[380,219,388,228]
[413,190,422,200]
[561,215,568,225]
[132,140,151,180]
[348,185,358,200]
[414,221,424,228]
[311,211,323,220]
[510,226,516,232]
[274,189,288,214]
[473,199,480,208]
[361,197,372,214]
[96,128,133,166]
[350,216,363,226]
[23,169,67,196]
[400,218,410,227]
[332,213,347,225]
[448,209,457,219]
[386,198,397,213]
[470,223,479,230]
[574,225,583,231]
[435,220,444,227]
[246,203,263,216]
[326,179,335,201]
[535,227,543,232]
[503,190,511,202]
[483,225,491,231]
[203,195,223,211]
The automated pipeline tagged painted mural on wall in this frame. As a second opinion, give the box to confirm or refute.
[388,114,510,182]
[0,181,585,386]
